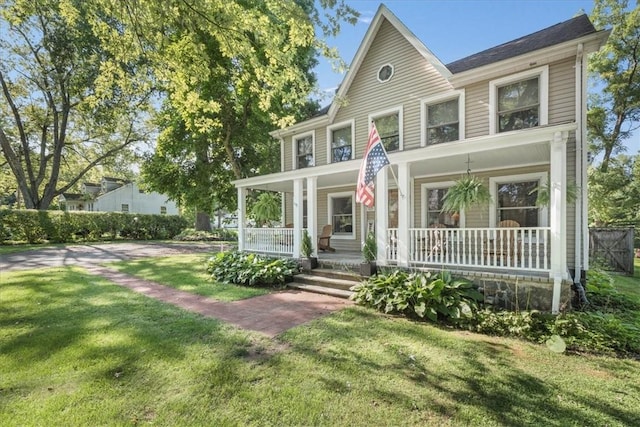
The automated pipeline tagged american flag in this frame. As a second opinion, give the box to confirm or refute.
[356,122,390,208]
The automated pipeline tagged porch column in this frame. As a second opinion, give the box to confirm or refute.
[375,168,388,265]
[397,162,411,267]
[237,186,247,252]
[292,178,304,258]
[306,176,318,257]
[550,131,569,313]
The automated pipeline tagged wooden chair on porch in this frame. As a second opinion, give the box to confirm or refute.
[485,220,520,266]
[318,224,335,252]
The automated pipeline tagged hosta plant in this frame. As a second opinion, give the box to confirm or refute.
[207,250,298,287]
[350,269,483,323]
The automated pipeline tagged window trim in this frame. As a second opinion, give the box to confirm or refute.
[489,65,548,134]
[368,106,403,152]
[489,172,548,227]
[420,90,465,147]
[420,181,466,228]
[292,130,315,170]
[327,191,356,240]
[377,63,394,83]
[326,119,355,164]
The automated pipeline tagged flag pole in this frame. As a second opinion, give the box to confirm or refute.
[385,164,405,199]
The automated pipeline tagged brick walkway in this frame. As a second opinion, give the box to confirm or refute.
[86,266,353,337]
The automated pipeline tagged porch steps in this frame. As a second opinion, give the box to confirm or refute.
[288,268,363,299]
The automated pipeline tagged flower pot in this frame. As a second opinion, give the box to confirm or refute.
[301,257,318,271]
[360,261,377,277]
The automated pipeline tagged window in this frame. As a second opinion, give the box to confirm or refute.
[489,66,548,134]
[377,64,394,82]
[496,181,539,226]
[327,120,354,163]
[121,204,129,213]
[426,99,459,145]
[294,131,314,169]
[139,189,145,194]
[328,192,355,239]
[160,206,167,215]
[490,173,548,227]
[423,186,460,228]
[370,107,403,152]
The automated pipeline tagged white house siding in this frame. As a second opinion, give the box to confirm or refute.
[464,81,489,139]
[340,19,452,157]
[93,183,178,215]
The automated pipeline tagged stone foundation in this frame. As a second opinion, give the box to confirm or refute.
[461,273,573,312]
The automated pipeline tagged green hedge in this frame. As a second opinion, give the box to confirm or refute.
[0,209,189,244]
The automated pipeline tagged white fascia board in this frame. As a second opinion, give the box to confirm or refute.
[233,159,360,189]
[389,122,577,165]
[268,115,329,139]
[449,31,609,88]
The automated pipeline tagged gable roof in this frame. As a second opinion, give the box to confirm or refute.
[326,3,450,122]
[446,14,598,74]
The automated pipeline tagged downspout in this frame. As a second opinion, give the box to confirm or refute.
[574,43,589,306]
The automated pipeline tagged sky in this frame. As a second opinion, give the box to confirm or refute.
[313,0,640,155]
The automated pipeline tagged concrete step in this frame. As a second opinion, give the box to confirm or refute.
[302,268,363,283]
[293,273,361,291]
[288,282,354,299]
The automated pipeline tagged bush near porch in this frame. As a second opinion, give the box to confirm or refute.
[206,250,298,287]
[351,265,640,358]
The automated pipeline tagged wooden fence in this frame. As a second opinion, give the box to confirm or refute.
[589,227,635,275]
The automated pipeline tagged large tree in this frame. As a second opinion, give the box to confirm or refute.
[588,154,640,225]
[0,0,154,209]
[136,0,356,229]
[588,0,640,172]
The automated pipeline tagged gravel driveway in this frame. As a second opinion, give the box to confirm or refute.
[0,241,226,273]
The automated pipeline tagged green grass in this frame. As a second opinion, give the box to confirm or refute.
[2,267,640,426]
[107,254,270,301]
[610,257,640,299]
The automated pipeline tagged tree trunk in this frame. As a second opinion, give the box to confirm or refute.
[195,211,212,232]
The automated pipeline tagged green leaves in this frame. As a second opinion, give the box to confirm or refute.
[351,270,482,323]
[441,175,492,214]
[206,250,298,287]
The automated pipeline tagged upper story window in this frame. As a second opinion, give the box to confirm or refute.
[160,206,167,215]
[327,120,354,163]
[421,90,465,146]
[293,131,314,169]
[370,106,403,152]
[427,99,459,144]
[489,66,548,134]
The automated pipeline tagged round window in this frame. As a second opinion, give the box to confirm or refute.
[377,64,394,82]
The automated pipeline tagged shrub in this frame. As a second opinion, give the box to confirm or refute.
[173,228,237,242]
[206,251,298,287]
[351,270,483,323]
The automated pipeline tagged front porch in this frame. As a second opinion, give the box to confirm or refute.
[240,225,551,274]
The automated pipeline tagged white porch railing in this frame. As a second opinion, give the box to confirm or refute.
[387,227,551,273]
[242,227,295,255]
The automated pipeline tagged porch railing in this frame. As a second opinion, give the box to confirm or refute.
[242,227,295,255]
[387,227,551,273]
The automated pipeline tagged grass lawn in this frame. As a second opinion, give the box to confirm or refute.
[2,266,640,426]
[107,254,270,301]
[609,257,640,299]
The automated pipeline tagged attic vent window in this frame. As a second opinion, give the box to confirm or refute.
[377,64,394,82]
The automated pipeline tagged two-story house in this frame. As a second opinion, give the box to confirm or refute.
[60,177,179,215]
[232,5,609,312]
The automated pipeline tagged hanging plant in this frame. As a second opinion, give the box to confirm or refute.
[441,175,492,214]
[529,177,579,207]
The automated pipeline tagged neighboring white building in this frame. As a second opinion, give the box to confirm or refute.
[60,177,179,215]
